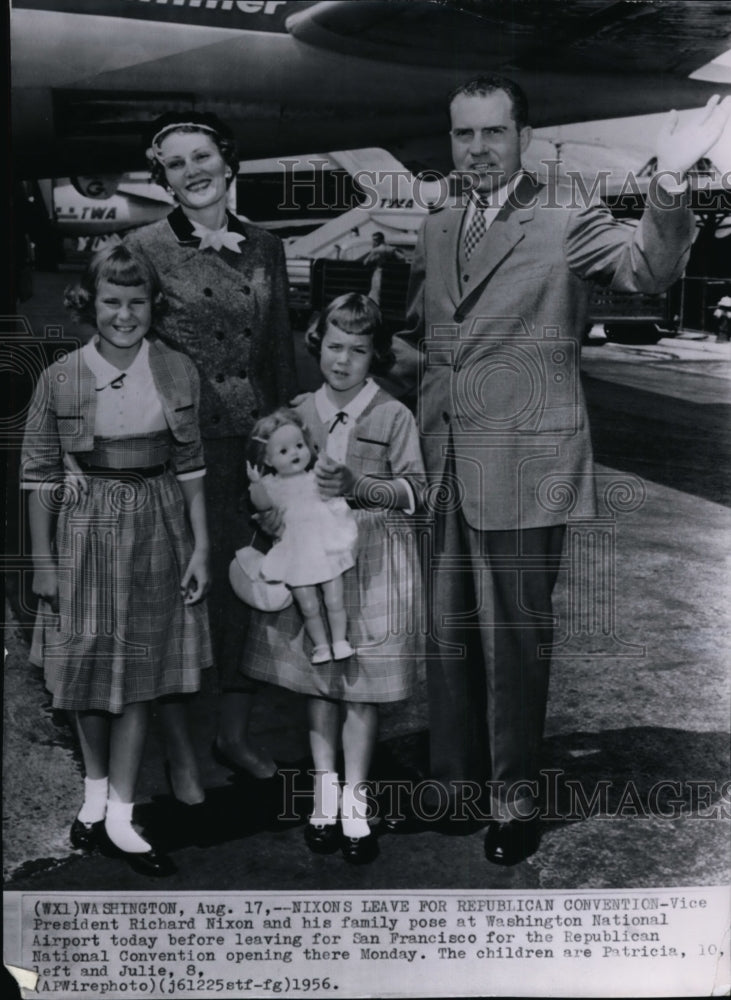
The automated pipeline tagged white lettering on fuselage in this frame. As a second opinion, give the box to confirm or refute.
[127,1,288,15]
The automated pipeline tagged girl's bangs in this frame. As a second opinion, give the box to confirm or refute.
[96,255,151,289]
[326,305,375,337]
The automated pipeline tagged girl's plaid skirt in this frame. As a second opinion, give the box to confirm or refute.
[31,458,213,714]
[240,509,425,703]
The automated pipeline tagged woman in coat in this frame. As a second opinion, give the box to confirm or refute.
[124,111,298,801]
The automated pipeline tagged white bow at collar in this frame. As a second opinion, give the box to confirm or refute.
[190,221,246,253]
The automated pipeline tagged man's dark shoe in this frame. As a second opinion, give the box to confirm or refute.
[484,818,540,866]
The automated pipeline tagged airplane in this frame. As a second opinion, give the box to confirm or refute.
[11,0,731,181]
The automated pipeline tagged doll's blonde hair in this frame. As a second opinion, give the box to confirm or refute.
[248,408,318,475]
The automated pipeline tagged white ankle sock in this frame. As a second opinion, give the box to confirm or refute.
[310,771,340,826]
[104,800,151,854]
[77,776,108,824]
[341,782,370,839]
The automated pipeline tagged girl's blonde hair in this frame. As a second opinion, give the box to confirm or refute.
[63,243,167,326]
[248,408,318,475]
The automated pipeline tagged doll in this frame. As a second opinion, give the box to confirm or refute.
[247,408,358,664]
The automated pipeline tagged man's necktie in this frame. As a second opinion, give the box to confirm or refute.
[190,221,245,253]
[463,197,489,260]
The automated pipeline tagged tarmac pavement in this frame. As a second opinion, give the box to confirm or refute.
[3,275,730,891]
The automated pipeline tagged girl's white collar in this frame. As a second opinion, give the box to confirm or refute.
[314,378,379,423]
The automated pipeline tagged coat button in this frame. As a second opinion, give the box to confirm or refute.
[215,374,225,383]
[203,287,213,297]
[243,327,252,338]
[238,369,247,379]
[463,274,470,282]
[215,331,224,341]
[243,285,251,295]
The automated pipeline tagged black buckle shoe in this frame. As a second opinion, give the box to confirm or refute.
[70,818,104,852]
[123,847,177,878]
[303,822,341,854]
[341,832,379,865]
[100,827,177,877]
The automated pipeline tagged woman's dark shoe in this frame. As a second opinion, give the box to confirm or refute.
[303,822,341,855]
[70,818,104,852]
[164,761,205,806]
[211,740,278,781]
[342,831,379,865]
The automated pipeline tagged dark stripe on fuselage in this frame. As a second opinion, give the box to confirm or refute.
[11,0,314,32]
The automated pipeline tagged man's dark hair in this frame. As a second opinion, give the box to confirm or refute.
[448,75,530,131]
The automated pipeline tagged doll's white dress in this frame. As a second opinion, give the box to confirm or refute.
[260,470,357,587]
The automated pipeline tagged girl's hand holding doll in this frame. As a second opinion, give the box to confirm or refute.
[314,452,355,499]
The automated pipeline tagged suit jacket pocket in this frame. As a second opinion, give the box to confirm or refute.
[169,403,200,443]
[349,436,390,475]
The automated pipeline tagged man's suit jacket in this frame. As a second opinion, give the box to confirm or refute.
[399,175,695,530]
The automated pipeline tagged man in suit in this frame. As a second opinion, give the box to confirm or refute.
[398,75,727,864]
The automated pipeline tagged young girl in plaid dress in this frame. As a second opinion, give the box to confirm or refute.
[241,293,425,864]
[22,245,213,877]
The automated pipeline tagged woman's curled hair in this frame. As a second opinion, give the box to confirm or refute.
[144,111,239,191]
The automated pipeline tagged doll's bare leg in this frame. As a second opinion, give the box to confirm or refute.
[291,585,331,661]
[322,576,353,659]
[341,702,378,838]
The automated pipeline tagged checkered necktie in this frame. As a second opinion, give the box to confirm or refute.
[463,195,490,260]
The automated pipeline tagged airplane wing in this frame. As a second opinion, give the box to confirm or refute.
[10,0,731,178]
[286,0,731,79]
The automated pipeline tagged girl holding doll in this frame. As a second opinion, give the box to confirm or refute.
[241,293,425,864]
[21,244,212,876]
[247,408,358,664]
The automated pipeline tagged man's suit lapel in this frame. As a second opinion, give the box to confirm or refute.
[435,203,463,307]
[454,175,540,321]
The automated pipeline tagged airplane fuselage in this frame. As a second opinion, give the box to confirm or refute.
[11,0,729,178]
